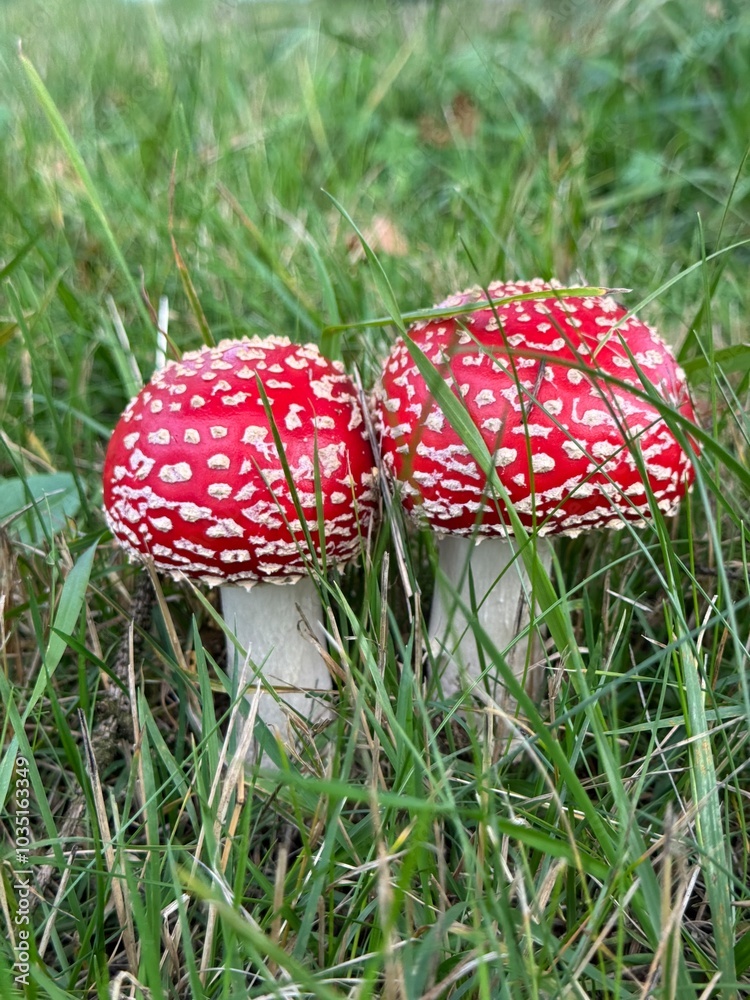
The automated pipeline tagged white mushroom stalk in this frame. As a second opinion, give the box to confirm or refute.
[429,534,551,711]
[103,336,377,759]
[376,279,699,725]
[220,575,329,740]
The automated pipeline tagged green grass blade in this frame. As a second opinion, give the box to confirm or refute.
[325,193,406,335]
[17,51,154,334]
[678,620,737,996]
[24,540,98,718]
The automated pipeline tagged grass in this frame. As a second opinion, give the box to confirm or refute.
[1,0,750,996]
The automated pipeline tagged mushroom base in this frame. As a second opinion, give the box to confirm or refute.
[429,535,552,727]
[221,577,333,758]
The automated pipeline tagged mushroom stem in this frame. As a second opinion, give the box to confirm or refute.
[220,577,332,750]
[429,535,552,716]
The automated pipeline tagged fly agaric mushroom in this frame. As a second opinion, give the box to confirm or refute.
[103,336,376,748]
[376,278,697,713]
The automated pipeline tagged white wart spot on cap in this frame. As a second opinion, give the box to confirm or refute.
[314,415,336,429]
[219,549,252,564]
[591,441,620,460]
[390,422,413,439]
[285,355,309,370]
[481,417,503,434]
[207,483,232,500]
[179,502,213,522]
[317,443,343,478]
[130,450,155,480]
[561,439,587,460]
[474,388,496,407]
[207,454,230,470]
[285,404,305,430]
[233,482,257,501]
[531,453,555,473]
[425,410,445,432]
[222,391,250,406]
[242,426,268,446]
[512,423,551,438]
[235,346,268,361]
[206,518,245,538]
[579,409,613,427]
[494,447,517,467]
[347,406,363,431]
[159,462,193,484]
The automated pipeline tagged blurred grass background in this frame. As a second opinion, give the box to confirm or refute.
[1,1,749,997]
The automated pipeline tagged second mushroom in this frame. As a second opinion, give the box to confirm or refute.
[376,279,698,721]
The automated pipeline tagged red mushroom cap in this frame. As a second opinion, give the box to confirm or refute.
[103,336,377,585]
[376,279,698,538]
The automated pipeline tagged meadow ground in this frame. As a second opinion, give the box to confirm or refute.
[1,0,750,997]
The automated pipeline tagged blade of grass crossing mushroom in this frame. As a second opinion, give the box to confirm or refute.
[352,363,416,609]
[144,558,189,675]
[253,374,317,561]
[322,286,611,337]
[253,372,327,581]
